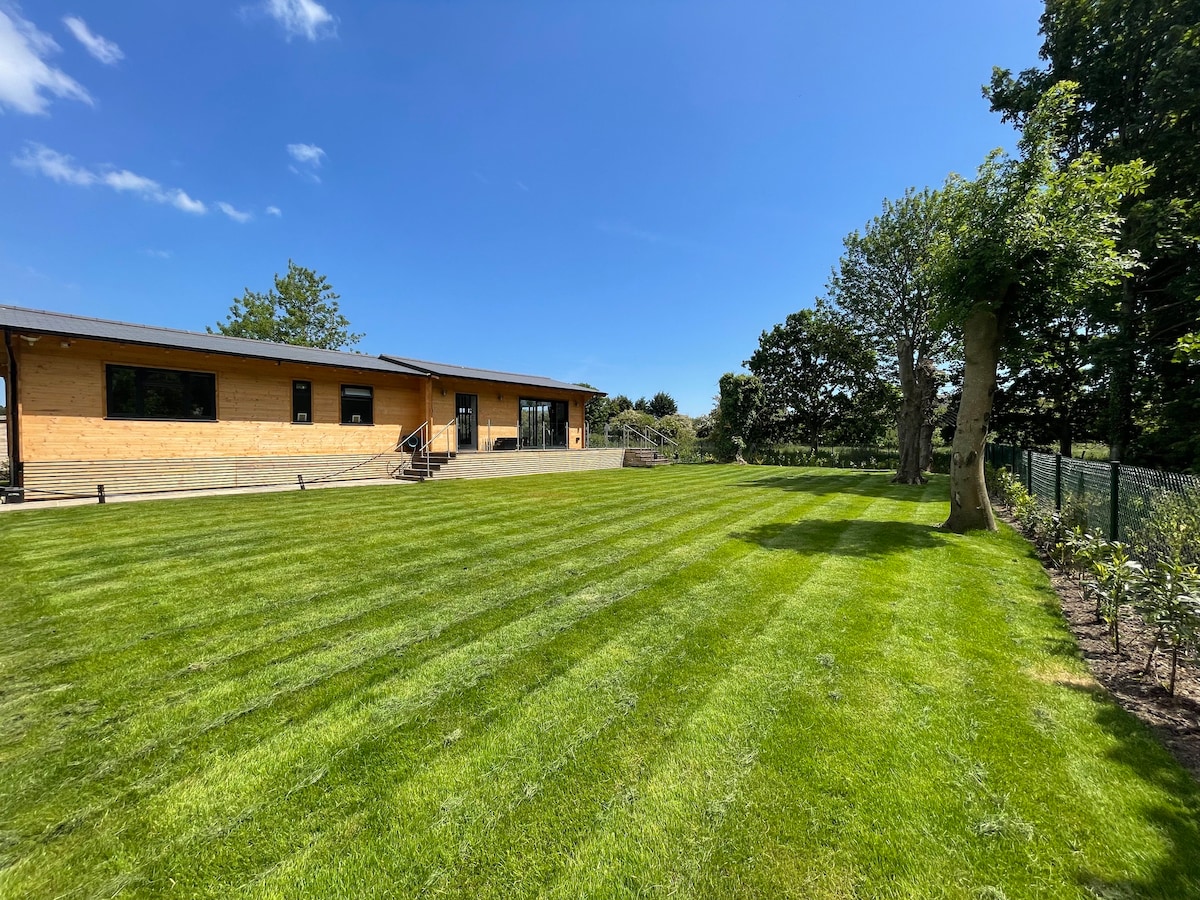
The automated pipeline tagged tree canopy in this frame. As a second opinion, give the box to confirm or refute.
[211,261,363,350]
[934,82,1148,531]
[647,392,679,418]
[713,373,763,463]
[746,301,893,449]
[987,0,1200,467]
[828,188,951,482]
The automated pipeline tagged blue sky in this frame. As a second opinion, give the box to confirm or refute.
[1,0,1044,415]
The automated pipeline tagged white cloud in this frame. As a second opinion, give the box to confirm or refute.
[0,9,91,114]
[286,143,324,182]
[62,16,123,65]
[13,142,209,215]
[286,143,325,166]
[266,205,282,216]
[142,248,172,259]
[168,189,206,214]
[264,0,335,41]
[13,143,95,185]
[103,169,160,194]
[217,201,252,223]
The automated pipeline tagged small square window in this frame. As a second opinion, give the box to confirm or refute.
[341,384,373,424]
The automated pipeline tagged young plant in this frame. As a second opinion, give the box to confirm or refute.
[1092,542,1145,654]
[1138,562,1200,695]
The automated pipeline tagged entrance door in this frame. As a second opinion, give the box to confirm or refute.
[456,393,478,450]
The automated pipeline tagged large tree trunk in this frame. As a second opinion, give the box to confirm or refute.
[943,306,1000,533]
[1057,416,1073,459]
[892,338,926,484]
[917,357,937,472]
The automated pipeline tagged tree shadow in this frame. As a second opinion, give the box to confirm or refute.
[736,470,948,504]
[1055,681,1200,895]
[730,518,951,559]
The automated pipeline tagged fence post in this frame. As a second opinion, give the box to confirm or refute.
[1054,453,1062,512]
[1109,461,1120,540]
[1026,449,1033,495]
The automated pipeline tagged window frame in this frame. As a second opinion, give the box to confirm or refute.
[340,384,374,425]
[292,379,313,424]
[104,363,218,422]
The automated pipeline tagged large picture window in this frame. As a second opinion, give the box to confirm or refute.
[340,385,373,424]
[106,364,216,420]
[519,398,568,448]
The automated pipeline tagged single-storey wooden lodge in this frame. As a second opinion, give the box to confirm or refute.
[0,305,620,500]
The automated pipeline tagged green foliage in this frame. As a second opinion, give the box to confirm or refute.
[211,261,363,350]
[934,83,1148,338]
[994,465,1200,692]
[577,384,610,433]
[1093,543,1145,654]
[712,372,763,462]
[1137,561,1200,695]
[1134,485,1200,567]
[988,3,1200,469]
[746,301,894,448]
[647,391,678,418]
[828,188,951,480]
[608,408,656,430]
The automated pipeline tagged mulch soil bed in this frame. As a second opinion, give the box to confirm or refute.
[1004,512,1200,781]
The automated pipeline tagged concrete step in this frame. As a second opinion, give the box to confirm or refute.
[398,449,625,482]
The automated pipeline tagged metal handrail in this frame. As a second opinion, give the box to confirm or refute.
[389,420,428,476]
[640,424,678,450]
[399,420,428,452]
[617,424,677,452]
[410,417,457,475]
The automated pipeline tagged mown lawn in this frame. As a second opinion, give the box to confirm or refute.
[1,466,1198,899]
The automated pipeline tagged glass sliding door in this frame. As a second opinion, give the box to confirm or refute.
[519,398,569,448]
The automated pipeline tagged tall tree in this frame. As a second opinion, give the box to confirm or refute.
[647,391,679,418]
[211,261,363,350]
[987,1,1200,467]
[746,301,888,450]
[828,188,951,483]
[713,373,763,463]
[933,83,1147,532]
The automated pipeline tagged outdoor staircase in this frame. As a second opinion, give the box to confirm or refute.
[398,451,456,481]
[623,448,675,468]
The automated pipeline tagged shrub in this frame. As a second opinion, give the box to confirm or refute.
[1137,561,1200,695]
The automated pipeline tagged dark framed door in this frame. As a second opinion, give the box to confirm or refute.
[456,393,478,450]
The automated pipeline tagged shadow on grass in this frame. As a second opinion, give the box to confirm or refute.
[731,518,950,559]
[736,470,948,504]
[1057,681,1200,896]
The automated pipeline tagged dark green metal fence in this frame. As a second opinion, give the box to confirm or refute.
[987,443,1200,541]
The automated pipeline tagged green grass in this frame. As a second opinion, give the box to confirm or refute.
[1,466,1198,899]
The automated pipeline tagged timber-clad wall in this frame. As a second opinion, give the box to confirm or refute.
[429,377,586,453]
[9,333,598,496]
[17,338,426,461]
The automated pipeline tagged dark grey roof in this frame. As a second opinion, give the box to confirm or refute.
[382,355,601,395]
[0,305,427,376]
[0,305,602,393]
